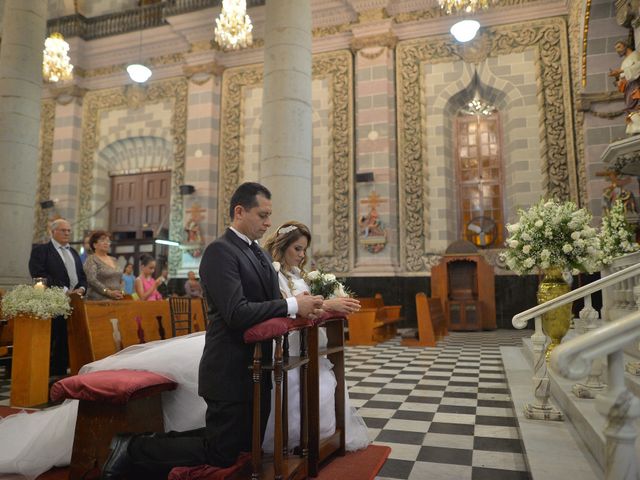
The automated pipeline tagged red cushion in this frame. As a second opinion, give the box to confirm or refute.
[243,317,313,343]
[168,453,251,480]
[313,311,347,326]
[50,369,177,404]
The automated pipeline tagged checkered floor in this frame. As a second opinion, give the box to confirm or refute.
[0,330,531,479]
[345,330,532,480]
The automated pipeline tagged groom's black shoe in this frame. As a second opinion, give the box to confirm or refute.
[101,433,134,480]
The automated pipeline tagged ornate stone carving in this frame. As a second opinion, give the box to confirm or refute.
[183,62,225,85]
[48,85,88,106]
[75,53,185,79]
[358,8,388,23]
[455,29,492,64]
[396,17,577,271]
[78,77,188,274]
[218,50,353,273]
[351,32,398,56]
[124,84,148,109]
[33,100,56,244]
[393,0,540,23]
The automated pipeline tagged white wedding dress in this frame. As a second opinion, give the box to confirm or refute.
[262,268,370,453]
[0,272,368,478]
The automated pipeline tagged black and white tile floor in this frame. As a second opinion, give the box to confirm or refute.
[344,330,532,480]
[0,329,531,479]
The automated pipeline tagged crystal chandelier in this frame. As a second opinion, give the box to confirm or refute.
[42,32,74,83]
[438,0,491,15]
[214,0,253,50]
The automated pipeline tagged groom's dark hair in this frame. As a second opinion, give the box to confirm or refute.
[229,182,272,220]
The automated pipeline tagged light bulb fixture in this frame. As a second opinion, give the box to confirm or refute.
[155,239,181,247]
[214,0,253,51]
[127,63,152,83]
[43,32,74,83]
[438,0,491,15]
[450,20,481,43]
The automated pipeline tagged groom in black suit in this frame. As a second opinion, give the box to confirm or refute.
[102,182,324,480]
[28,218,87,376]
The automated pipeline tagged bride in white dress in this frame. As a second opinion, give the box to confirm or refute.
[0,224,369,479]
[261,221,370,453]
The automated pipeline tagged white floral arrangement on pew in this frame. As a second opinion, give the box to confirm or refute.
[501,199,602,275]
[305,270,350,299]
[599,199,640,265]
[1,285,72,320]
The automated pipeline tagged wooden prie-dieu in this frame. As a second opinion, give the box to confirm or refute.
[431,240,496,331]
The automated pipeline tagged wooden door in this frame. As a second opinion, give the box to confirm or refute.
[110,171,171,238]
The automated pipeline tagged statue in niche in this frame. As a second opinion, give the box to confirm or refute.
[598,170,638,214]
[358,191,388,254]
[183,203,205,258]
[609,39,640,134]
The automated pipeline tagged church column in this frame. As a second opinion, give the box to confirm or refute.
[350,13,399,273]
[0,0,47,287]
[260,0,312,229]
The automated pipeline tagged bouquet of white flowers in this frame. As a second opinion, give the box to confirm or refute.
[1,285,72,320]
[600,199,639,264]
[502,199,602,275]
[305,270,349,298]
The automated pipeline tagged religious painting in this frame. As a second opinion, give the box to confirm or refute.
[358,192,388,254]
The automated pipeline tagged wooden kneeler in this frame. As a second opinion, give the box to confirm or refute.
[308,314,347,477]
[244,317,312,480]
[50,370,176,480]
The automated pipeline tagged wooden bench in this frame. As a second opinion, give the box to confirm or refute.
[67,295,208,374]
[402,294,447,347]
[346,294,403,345]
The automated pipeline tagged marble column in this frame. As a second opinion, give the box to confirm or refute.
[260,0,312,229]
[0,0,47,287]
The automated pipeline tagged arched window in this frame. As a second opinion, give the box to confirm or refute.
[455,98,504,248]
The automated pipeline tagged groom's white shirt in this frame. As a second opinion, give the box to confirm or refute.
[229,226,298,317]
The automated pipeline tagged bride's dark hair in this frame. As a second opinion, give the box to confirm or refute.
[263,221,312,272]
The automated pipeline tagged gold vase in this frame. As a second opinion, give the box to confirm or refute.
[537,268,572,362]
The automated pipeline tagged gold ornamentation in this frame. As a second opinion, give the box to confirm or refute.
[455,29,492,64]
[48,85,87,106]
[581,0,592,87]
[538,267,572,362]
[74,53,185,79]
[218,50,353,273]
[396,17,577,271]
[394,0,539,23]
[77,77,188,273]
[33,100,56,244]
[124,84,148,109]
[358,8,388,23]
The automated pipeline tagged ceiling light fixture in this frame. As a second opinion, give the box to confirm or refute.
[43,32,74,83]
[214,0,253,51]
[450,19,481,43]
[127,9,152,84]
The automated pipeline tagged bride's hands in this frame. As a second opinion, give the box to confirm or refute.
[323,297,360,315]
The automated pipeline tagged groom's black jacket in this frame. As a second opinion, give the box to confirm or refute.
[198,228,287,402]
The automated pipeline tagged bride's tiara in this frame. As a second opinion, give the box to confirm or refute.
[278,225,298,235]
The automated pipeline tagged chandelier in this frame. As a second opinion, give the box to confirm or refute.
[42,32,74,83]
[438,0,491,15]
[214,0,253,50]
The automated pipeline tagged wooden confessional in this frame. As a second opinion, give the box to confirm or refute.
[431,240,496,331]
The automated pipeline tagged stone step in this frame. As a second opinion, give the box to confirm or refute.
[519,336,640,473]
[502,346,602,480]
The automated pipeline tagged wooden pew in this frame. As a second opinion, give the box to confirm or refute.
[402,294,446,347]
[68,296,209,374]
[345,308,385,345]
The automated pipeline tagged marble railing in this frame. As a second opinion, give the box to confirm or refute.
[550,311,640,480]
[512,259,640,479]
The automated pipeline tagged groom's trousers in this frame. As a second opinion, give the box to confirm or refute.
[126,388,271,479]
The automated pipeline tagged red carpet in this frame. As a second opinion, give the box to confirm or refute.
[317,444,391,480]
[34,445,390,480]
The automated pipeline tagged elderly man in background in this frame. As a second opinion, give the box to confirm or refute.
[28,219,87,376]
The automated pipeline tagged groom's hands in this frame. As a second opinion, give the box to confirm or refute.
[295,292,324,320]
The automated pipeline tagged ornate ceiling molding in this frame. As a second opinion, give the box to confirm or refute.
[393,0,543,23]
[77,77,188,273]
[183,62,225,85]
[218,50,354,273]
[33,100,57,244]
[350,32,398,54]
[396,16,577,272]
[48,85,88,105]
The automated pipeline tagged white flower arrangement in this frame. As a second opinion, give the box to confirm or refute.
[305,269,350,298]
[599,199,639,265]
[501,199,602,275]
[1,285,72,320]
